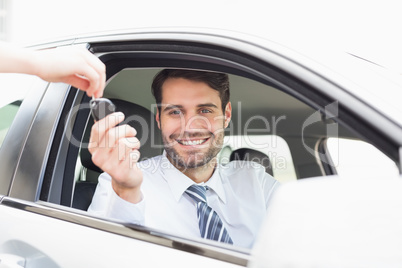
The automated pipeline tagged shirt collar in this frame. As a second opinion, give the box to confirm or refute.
[159,151,227,204]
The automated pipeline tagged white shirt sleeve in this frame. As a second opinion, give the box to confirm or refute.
[87,172,145,225]
[254,165,279,209]
[264,173,279,208]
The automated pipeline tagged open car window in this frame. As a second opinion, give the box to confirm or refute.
[66,65,394,245]
[71,69,309,208]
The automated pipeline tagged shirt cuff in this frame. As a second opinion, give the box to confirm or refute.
[88,172,145,225]
[108,187,145,225]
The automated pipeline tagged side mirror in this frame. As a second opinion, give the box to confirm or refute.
[249,175,402,267]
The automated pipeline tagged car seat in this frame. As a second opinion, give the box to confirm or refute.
[229,148,274,176]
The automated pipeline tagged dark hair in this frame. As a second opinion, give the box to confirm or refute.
[151,69,230,113]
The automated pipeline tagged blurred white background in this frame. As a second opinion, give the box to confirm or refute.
[1,0,401,73]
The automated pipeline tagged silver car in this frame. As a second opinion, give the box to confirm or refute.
[0,28,401,267]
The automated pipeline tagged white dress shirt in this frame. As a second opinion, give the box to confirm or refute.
[88,152,278,249]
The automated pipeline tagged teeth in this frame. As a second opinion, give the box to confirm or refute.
[179,139,206,145]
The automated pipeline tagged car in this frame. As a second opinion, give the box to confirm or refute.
[0,28,401,267]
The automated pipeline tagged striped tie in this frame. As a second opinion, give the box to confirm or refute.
[185,184,233,244]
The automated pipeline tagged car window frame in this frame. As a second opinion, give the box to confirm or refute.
[0,75,49,196]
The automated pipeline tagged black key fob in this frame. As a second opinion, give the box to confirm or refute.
[90,98,116,121]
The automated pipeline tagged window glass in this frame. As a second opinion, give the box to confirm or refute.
[219,135,297,182]
[0,73,36,147]
[0,100,21,146]
[326,138,399,178]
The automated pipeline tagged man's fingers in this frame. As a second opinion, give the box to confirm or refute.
[90,131,138,171]
[129,149,141,163]
[106,124,137,148]
[125,137,141,149]
[117,137,141,162]
[89,112,125,150]
[89,113,139,172]
[99,112,125,132]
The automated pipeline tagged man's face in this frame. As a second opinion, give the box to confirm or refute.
[156,77,231,169]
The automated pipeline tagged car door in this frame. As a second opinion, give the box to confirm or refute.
[0,54,247,268]
[0,38,256,267]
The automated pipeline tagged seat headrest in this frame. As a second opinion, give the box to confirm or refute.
[80,99,163,173]
[230,148,273,176]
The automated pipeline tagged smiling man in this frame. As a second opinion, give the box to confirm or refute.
[153,70,231,182]
[88,69,278,248]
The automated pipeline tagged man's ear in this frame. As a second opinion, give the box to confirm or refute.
[155,109,161,129]
[224,102,232,128]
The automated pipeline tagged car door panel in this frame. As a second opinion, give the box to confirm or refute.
[0,197,248,267]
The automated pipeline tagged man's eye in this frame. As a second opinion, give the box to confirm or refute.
[170,110,182,115]
[201,109,212,114]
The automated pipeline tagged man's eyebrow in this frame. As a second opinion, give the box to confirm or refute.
[162,104,183,112]
[197,103,219,109]
[161,103,218,112]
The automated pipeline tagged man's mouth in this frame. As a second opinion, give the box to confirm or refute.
[177,138,209,146]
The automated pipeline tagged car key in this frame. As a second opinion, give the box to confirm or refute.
[90,97,116,121]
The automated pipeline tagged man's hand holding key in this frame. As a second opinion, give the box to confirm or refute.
[88,110,143,204]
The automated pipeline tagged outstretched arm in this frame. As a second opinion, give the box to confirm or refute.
[0,42,105,98]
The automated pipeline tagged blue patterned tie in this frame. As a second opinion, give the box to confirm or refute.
[185,184,233,244]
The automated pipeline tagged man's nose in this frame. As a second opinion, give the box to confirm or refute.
[183,114,209,132]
